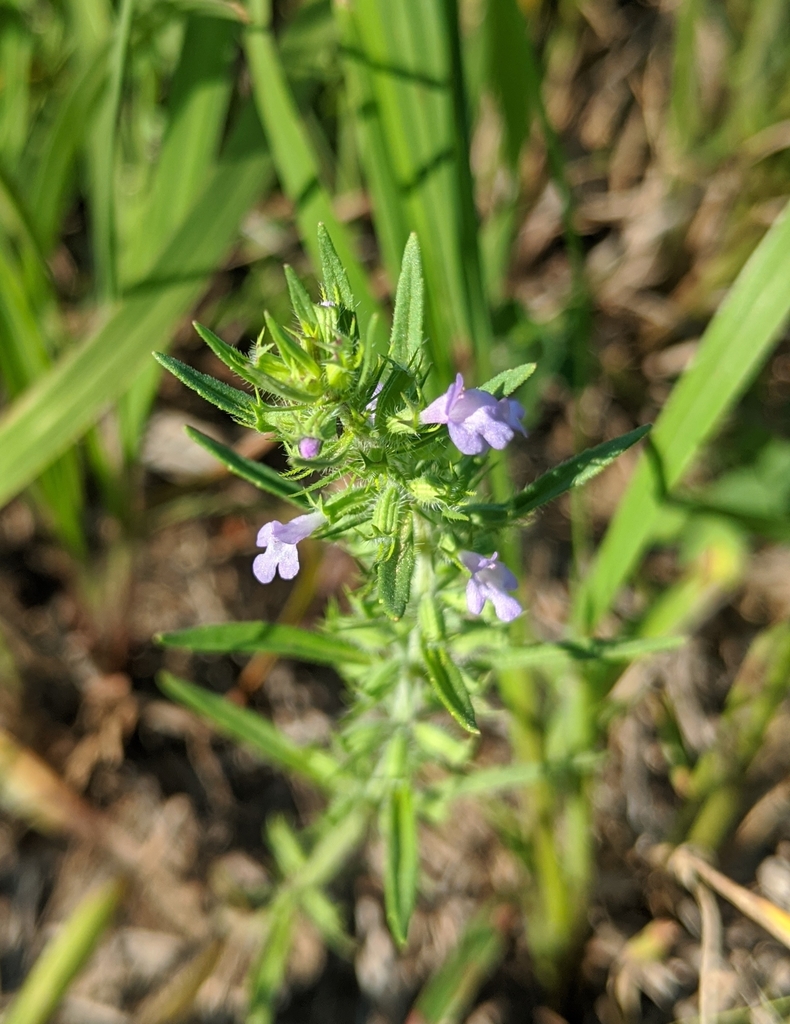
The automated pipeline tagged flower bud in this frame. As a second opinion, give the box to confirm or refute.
[298,437,322,459]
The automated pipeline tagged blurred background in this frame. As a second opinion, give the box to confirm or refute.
[2,0,790,1022]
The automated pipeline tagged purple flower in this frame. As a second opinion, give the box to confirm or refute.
[253,511,325,584]
[298,437,322,459]
[460,551,522,622]
[419,374,526,455]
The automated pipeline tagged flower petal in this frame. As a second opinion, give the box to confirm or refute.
[466,578,485,615]
[449,387,497,423]
[272,511,325,545]
[256,522,276,546]
[252,549,279,584]
[485,585,522,622]
[276,543,300,579]
[448,419,489,455]
[497,397,527,435]
[460,550,487,573]
[468,408,514,451]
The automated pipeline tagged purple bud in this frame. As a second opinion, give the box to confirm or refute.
[298,437,322,459]
[419,374,526,455]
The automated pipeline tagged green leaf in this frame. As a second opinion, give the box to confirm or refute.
[157,619,370,664]
[0,101,272,509]
[299,888,354,957]
[153,352,258,425]
[192,321,264,386]
[284,264,318,330]
[577,198,790,631]
[157,672,343,788]
[389,233,424,365]
[510,425,651,517]
[184,427,309,506]
[263,310,321,377]
[422,646,479,735]
[479,362,537,398]
[3,877,124,1024]
[381,781,418,948]
[317,222,355,310]
[377,515,415,618]
[249,900,294,1024]
[374,364,413,429]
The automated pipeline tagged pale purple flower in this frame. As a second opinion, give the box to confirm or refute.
[253,511,325,584]
[298,437,322,458]
[460,550,522,622]
[419,374,526,455]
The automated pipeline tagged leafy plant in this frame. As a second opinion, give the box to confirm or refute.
[153,228,649,1018]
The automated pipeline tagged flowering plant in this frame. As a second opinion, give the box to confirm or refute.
[153,228,650,1017]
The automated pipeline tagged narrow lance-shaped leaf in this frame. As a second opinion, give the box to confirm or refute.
[284,264,318,331]
[479,363,537,398]
[264,310,321,377]
[184,428,309,507]
[317,222,354,310]
[422,645,479,735]
[153,352,258,426]
[192,321,269,388]
[389,233,424,365]
[158,619,370,663]
[157,672,343,789]
[381,781,418,948]
[377,515,415,619]
[511,425,651,517]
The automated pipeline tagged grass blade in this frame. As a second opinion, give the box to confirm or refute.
[91,0,134,299]
[0,103,272,508]
[577,200,790,630]
[3,877,125,1024]
[243,0,378,330]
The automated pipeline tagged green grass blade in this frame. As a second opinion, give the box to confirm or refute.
[27,49,107,251]
[243,0,378,330]
[347,0,491,380]
[3,877,124,1024]
[0,236,86,553]
[91,0,134,299]
[123,16,237,283]
[412,914,505,1024]
[157,671,343,788]
[576,200,790,631]
[118,16,237,458]
[158,619,370,663]
[0,103,272,509]
[335,3,408,285]
[0,12,32,170]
